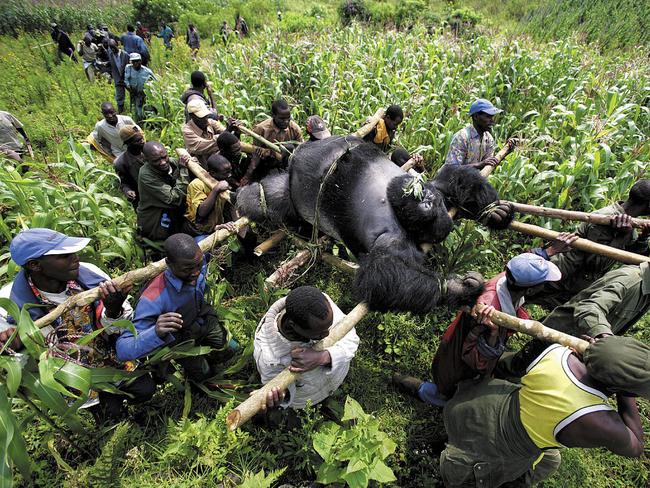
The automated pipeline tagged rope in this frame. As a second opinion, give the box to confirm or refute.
[258,182,268,219]
[476,201,500,226]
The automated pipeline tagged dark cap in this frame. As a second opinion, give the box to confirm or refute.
[306,115,331,140]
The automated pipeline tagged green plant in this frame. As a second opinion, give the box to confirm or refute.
[312,396,397,487]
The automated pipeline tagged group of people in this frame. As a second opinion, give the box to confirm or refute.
[2,56,649,486]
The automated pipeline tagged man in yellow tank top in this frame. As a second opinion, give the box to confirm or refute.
[440,335,647,487]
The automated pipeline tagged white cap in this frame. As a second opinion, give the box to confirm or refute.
[44,237,91,256]
[129,52,142,61]
[187,98,211,118]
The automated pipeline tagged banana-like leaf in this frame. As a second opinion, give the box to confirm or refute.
[38,353,76,398]
[0,356,23,396]
[17,306,46,358]
[0,384,32,487]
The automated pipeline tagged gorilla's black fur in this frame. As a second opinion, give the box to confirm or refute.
[236,136,512,313]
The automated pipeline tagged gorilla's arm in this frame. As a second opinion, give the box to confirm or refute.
[235,172,296,225]
[353,233,484,313]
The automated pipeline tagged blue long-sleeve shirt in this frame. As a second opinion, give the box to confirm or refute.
[124,64,155,92]
[115,261,207,361]
[120,31,149,58]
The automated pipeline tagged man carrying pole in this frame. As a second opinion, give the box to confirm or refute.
[439,305,647,488]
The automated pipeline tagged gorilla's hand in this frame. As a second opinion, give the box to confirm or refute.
[478,201,515,230]
[445,271,484,309]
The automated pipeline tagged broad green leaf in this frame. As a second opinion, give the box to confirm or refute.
[368,459,396,483]
[38,353,76,398]
[312,421,341,461]
[341,396,366,421]
[17,305,46,358]
[53,360,92,395]
[316,462,344,485]
[342,467,369,488]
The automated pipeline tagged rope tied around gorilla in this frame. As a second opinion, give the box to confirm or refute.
[476,201,500,226]
[258,183,269,219]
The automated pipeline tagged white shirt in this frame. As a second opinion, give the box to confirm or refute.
[91,115,138,157]
[253,295,360,409]
[0,262,133,337]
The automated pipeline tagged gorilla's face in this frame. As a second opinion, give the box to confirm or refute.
[387,176,454,245]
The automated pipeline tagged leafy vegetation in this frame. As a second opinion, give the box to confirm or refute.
[0,2,649,487]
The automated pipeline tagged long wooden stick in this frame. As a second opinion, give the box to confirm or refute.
[234,123,284,158]
[509,220,650,264]
[34,217,249,330]
[354,108,385,139]
[472,303,589,354]
[504,201,650,229]
[226,302,369,430]
[176,148,233,205]
[291,236,358,274]
[254,230,286,256]
[265,236,330,287]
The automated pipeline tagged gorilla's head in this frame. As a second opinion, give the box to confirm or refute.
[433,165,499,220]
[387,174,454,244]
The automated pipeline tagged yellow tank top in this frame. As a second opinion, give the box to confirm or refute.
[519,344,613,449]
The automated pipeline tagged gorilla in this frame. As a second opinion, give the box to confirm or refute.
[237,136,513,314]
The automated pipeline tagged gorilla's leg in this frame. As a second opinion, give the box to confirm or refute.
[235,171,296,225]
[353,236,484,313]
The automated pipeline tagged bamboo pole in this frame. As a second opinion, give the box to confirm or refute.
[226,302,369,430]
[504,201,650,229]
[353,108,386,139]
[508,220,650,264]
[34,217,249,330]
[233,122,285,158]
[254,230,287,256]
[176,148,233,206]
[472,303,589,354]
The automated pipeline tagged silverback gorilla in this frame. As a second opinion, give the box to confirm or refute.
[237,136,513,313]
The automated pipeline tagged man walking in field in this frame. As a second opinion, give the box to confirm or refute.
[50,23,77,62]
[121,24,150,66]
[157,22,174,50]
[77,36,99,81]
[186,24,200,61]
[124,53,155,122]
[107,40,130,113]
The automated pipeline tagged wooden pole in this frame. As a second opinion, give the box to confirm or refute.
[34,217,249,330]
[353,108,385,139]
[176,148,232,204]
[253,230,287,256]
[226,302,369,430]
[291,235,358,274]
[233,123,285,158]
[504,201,650,229]
[472,303,589,354]
[508,220,650,265]
[265,236,330,287]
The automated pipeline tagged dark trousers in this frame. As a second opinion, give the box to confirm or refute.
[114,82,126,112]
[130,90,146,122]
[93,372,156,422]
[174,305,234,381]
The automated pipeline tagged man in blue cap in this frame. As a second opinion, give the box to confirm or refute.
[445,98,509,169]
[393,235,577,405]
[0,228,155,421]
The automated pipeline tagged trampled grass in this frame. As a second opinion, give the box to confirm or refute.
[0,10,648,488]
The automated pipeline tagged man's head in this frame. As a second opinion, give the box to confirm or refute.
[305,115,331,141]
[127,24,135,33]
[505,252,562,297]
[190,70,207,90]
[84,36,92,46]
[469,99,502,133]
[143,141,170,172]
[187,99,211,129]
[217,131,241,158]
[626,180,650,216]
[584,335,650,399]
[101,102,118,125]
[164,233,203,284]
[384,105,404,131]
[206,154,232,181]
[271,99,291,130]
[136,21,142,27]
[50,23,58,31]
[119,125,145,154]
[283,286,333,341]
[129,52,142,69]
[10,228,90,283]
[188,23,194,30]
[108,39,118,54]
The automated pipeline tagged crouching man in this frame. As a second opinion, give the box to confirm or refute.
[116,233,238,381]
[254,286,360,410]
[0,228,155,422]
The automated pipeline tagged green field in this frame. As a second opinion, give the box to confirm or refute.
[0,1,649,487]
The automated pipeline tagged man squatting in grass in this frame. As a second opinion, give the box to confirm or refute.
[0,228,155,422]
[254,286,359,412]
[182,98,225,168]
[439,335,647,487]
[393,234,576,405]
[115,233,238,381]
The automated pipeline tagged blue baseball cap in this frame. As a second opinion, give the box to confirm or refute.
[10,228,90,266]
[469,99,503,116]
[506,253,562,287]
